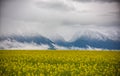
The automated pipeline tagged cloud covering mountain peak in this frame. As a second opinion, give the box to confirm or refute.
[70,29,120,42]
[0,34,120,50]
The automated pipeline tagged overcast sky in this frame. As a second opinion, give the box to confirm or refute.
[0,0,120,41]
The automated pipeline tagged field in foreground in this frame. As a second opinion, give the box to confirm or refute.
[0,50,120,76]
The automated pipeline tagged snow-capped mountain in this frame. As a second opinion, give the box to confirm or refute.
[54,30,120,50]
[70,36,120,50]
[0,35,54,49]
[0,30,120,50]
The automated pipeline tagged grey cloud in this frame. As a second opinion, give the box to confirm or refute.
[36,1,74,11]
[1,0,119,26]
[73,0,120,3]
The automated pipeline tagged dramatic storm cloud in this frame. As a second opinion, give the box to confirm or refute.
[0,0,120,41]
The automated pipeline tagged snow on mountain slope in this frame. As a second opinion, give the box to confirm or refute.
[0,35,55,49]
[0,39,50,50]
[70,29,120,42]
[0,30,120,50]
[53,30,120,50]
[47,34,65,42]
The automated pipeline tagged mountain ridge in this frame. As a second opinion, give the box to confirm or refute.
[0,31,120,50]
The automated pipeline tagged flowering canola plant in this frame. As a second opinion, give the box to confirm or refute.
[0,50,120,76]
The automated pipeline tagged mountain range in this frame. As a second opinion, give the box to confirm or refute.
[0,30,120,50]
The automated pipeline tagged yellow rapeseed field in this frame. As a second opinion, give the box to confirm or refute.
[0,50,120,76]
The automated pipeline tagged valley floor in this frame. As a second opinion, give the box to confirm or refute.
[0,50,120,76]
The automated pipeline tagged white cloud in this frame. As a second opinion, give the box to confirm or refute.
[53,44,103,50]
[0,39,105,50]
[53,44,69,50]
[54,25,120,41]
[0,39,50,50]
